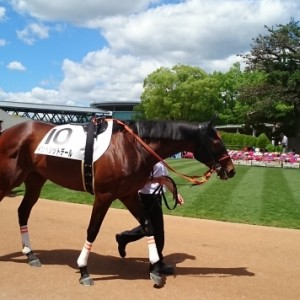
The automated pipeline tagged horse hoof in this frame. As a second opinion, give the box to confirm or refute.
[26,252,42,267]
[150,271,164,288]
[79,276,94,286]
[28,258,42,267]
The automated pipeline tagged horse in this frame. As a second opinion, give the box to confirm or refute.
[0,116,235,287]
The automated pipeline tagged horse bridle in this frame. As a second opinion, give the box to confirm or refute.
[198,128,231,179]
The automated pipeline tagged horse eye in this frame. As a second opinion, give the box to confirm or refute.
[212,140,225,154]
[212,139,220,148]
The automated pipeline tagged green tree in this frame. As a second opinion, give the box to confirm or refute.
[215,63,266,125]
[241,18,300,136]
[136,64,224,122]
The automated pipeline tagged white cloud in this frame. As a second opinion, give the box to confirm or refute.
[16,22,49,45]
[57,0,300,104]
[99,0,298,70]
[7,61,26,71]
[3,0,300,106]
[59,48,161,103]
[0,6,6,21]
[0,39,7,46]
[10,0,158,24]
[0,87,76,105]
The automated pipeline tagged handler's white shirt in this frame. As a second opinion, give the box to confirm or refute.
[282,135,288,146]
[139,162,168,194]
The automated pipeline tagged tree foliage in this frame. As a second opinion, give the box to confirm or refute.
[215,63,266,125]
[136,19,300,138]
[241,18,300,135]
[136,65,224,122]
[137,62,268,126]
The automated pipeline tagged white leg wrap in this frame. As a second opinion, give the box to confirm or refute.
[77,241,92,267]
[147,236,160,264]
[20,225,32,255]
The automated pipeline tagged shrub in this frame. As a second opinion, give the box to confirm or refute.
[265,143,276,152]
[220,131,258,150]
[256,133,271,149]
[242,135,257,149]
[219,131,274,150]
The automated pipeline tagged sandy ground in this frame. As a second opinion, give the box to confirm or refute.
[1,196,300,300]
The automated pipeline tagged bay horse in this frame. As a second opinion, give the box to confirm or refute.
[0,116,235,286]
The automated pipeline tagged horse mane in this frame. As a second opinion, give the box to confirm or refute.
[113,119,209,141]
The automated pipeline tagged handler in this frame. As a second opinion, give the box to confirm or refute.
[115,161,184,275]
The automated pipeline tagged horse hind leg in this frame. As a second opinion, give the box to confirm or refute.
[18,172,47,267]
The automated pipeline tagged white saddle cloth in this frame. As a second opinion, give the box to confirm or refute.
[34,119,113,162]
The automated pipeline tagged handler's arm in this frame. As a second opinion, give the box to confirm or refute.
[151,176,185,205]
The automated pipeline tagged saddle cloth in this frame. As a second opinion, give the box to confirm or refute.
[34,119,113,162]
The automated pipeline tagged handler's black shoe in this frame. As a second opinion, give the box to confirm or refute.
[149,261,174,275]
[115,234,127,258]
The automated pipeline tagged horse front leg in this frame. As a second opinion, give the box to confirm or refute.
[18,173,47,267]
[77,196,111,286]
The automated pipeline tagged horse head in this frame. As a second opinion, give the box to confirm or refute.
[193,114,235,180]
[118,117,235,180]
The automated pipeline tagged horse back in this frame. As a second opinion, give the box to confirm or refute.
[0,121,53,156]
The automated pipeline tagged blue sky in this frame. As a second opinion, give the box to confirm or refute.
[0,0,299,107]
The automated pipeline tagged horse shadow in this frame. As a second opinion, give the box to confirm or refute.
[0,249,255,281]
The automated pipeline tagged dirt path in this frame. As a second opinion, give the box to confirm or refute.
[1,196,300,300]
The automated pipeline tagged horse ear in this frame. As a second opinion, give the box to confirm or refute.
[208,113,218,128]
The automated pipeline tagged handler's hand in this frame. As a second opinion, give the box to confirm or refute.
[177,193,184,205]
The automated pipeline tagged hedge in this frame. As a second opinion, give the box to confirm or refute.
[219,131,282,152]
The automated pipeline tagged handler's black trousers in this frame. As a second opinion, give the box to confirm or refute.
[118,193,165,260]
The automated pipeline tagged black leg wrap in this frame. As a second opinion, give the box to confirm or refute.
[79,266,89,278]
[79,266,94,286]
[149,261,165,288]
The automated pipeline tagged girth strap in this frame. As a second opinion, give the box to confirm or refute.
[82,121,95,194]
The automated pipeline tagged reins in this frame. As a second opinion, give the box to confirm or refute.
[152,176,179,210]
[115,119,219,186]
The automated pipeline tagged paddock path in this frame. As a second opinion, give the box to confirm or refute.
[1,196,300,300]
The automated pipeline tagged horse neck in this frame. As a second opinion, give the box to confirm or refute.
[148,139,195,160]
[133,121,205,160]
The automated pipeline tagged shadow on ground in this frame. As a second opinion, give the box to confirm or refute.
[0,249,255,282]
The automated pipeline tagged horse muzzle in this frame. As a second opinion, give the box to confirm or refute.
[215,164,235,180]
[214,155,236,180]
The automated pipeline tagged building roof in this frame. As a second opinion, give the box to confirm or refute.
[91,100,140,112]
[0,109,30,131]
[91,100,140,107]
[0,101,113,128]
[0,101,111,114]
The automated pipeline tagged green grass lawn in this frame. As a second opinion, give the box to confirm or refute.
[12,159,300,229]
[164,159,300,229]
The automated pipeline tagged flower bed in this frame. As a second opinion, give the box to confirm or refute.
[229,149,300,169]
